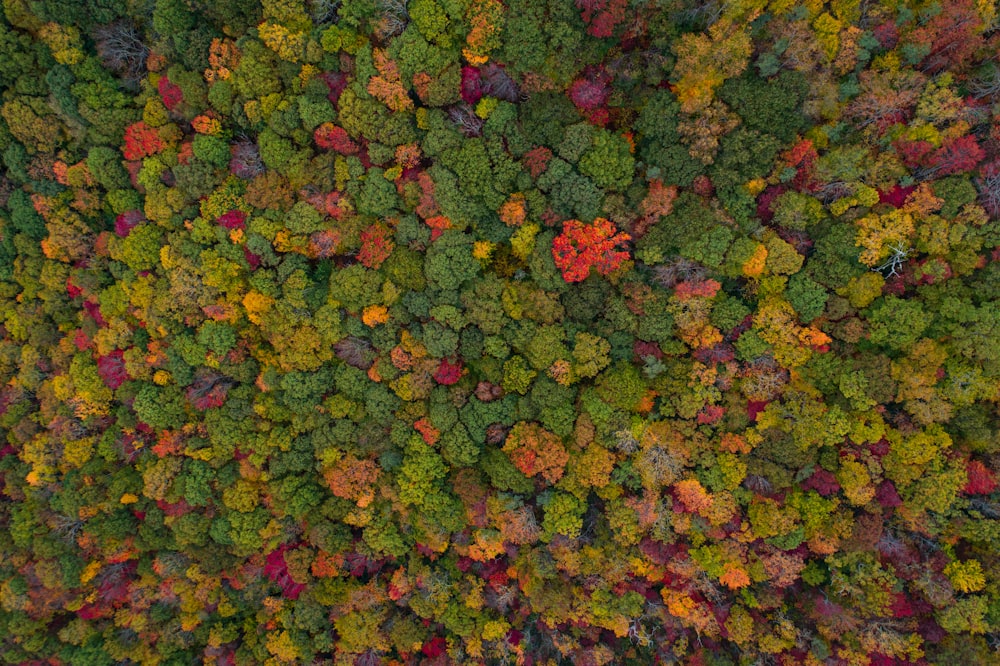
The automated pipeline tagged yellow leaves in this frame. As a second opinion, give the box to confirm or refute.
[812,12,842,60]
[575,443,616,489]
[475,96,498,119]
[839,271,885,308]
[472,240,495,261]
[945,559,987,593]
[510,223,539,261]
[120,493,139,504]
[725,606,755,645]
[265,630,301,664]
[754,296,822,368]
[259,22,306,63]
[740,244,770,280]
[837,457,875,506]
[856,209,915,267]
[745,178,766,196]
[39,22,84,65]
[62,437,95,470]
[482,619,511,642]
[672,19,752,113]
[80,561,102,585]
[243,291,275,325]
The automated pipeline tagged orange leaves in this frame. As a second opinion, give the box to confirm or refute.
[720,433,751,454]
[122,121,165,160]
[499,193,527,227]
[551,218,631,283]
[635,178,677,236]
[463,0,504,65]
[719,563,751,590]
[205,38,240,83]
[368,48,412,112]
[671,20,752,113]
[358,224,394,269]
[503,422,569,484]
[324,455,380,508]
[362,305,389,327]
[674,478,712,514]
[741,244,768,278]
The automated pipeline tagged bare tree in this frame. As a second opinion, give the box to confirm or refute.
[873,243,909,278]
[94,22,149,84]
[376,0,409,39]
[309,0,342,25]
[447,104,485,137]
[651,257,707,289]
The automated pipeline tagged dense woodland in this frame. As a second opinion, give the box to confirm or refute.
[1,0,1000,663]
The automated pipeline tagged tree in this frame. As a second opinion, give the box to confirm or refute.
[551,218,630,283]
[502,422,569,484]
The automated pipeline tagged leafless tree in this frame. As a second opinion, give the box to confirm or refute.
[873,243,909,278]
[377,0,409,39]
[451,106,487,136]
[976,161,1000,218]
[230,140,265,179]
[448,104,485,137]
[651,257,707,289]
[334,336,375,369]
[309,0,342,25]
[481,63,521,103]
[94,22,149,84]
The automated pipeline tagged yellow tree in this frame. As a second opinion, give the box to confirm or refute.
[671,19,753,113]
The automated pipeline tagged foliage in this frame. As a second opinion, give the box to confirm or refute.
[0,2,999,664]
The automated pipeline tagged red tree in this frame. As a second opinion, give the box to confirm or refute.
[926,135,984,177]
[551,218,631,283]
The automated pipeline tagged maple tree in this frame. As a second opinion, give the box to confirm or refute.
[551,217,631,283]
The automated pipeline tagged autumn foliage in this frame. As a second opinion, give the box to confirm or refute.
[552,217,631,282]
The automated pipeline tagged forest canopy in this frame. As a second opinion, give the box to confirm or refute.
[2,0,1000,664]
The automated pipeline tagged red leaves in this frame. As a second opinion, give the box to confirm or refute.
[157,76,183,111]
[782,139,818,191]
[674,279,721,301]
[264,546,305,600]
[358,224,394,269]
[114,210,145,237]
[575,0,628,38]
[461,66,483,104]
[964,460,998,495]
[216,209,246,230]
[422,636,447,658]
[878,184,917,208]
[186,372,231,410]
[314,122,359,154]
[97,350,128,390]
[123,121,165,161]
[927,135,984,176]
[568,72,610,111]
[522,146,552,179]
[551,217,631,283]
[434,358,463,385]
